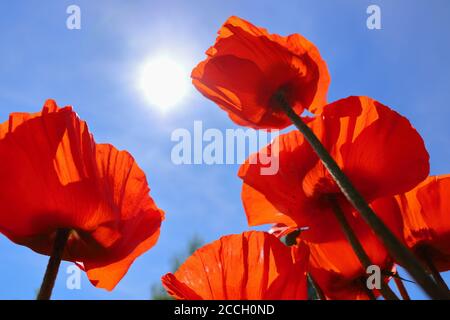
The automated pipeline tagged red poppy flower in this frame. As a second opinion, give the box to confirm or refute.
[397,175,450,271]
[162,231,308,300]
[0,100,164,290]
[239,96,429,242]
[192,16,330,129]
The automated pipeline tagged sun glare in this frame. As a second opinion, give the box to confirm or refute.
[138,56,189,112]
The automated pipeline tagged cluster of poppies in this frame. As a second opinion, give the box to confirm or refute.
[0,16,448,300]
[162,16,450,300]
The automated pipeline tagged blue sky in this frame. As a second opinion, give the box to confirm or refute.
[0,0,449,299]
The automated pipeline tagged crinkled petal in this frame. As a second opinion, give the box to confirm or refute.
[162,231,307,300]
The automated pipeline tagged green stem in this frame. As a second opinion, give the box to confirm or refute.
[307,273,326,300]
[37,228,70,300]
[394,274,411,300]
[277,95,449,300]
[329,198,399,300]
[421,249,450,292]
[361,278,377,300]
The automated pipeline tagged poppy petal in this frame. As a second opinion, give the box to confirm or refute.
[162,231,308,300]
[0,101,164,290]
[397,175,450,271]
[239,96,428,242]
[192,16,330,129]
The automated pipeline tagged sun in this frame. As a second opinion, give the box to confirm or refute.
[138,56,190,112]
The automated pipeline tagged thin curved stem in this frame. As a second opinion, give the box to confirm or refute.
[37,228,70,300]
[394,275,411,300]
[421,249,450,291]
[277,95,449,300]
[307,273,326,300]
[329,198,399,300]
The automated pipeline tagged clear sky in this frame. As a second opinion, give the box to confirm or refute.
[0,0,449,300]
